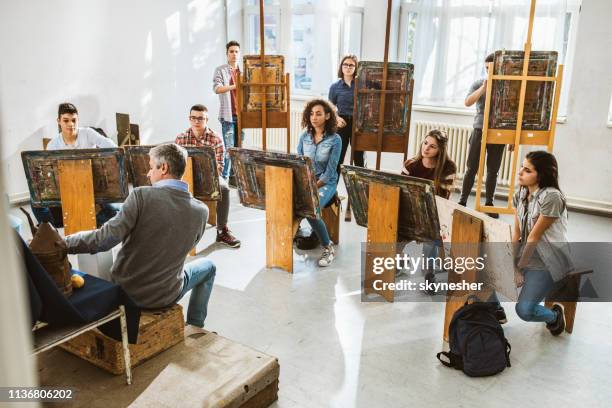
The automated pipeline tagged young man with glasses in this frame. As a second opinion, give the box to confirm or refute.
[213,40,244,182]
[175,104,241,248]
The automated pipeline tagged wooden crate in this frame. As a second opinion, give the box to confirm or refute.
[59,304,184,375]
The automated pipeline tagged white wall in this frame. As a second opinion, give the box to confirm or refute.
[0,0,227,199]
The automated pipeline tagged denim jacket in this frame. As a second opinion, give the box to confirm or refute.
[297,130,342,185]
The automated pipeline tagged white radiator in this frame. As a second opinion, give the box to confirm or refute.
[411,121,519,187]
[242,110,304,152]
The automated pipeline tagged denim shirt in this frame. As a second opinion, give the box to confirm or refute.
[297,131,342,185]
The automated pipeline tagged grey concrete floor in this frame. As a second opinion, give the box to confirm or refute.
[12,184,612,408]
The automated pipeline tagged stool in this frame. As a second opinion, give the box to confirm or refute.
[544,268,593,334]
[321,194,344,245]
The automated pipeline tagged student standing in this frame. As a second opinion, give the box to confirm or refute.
[175,104,241,248]
[213,40,244,181]
[513,151,571,335]
[328,54,364,174]
[297,100,342,267]
[458,53,511,217]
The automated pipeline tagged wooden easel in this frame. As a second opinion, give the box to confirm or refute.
[182,157,218,257]
[236,0,291,153]
[362,182,400,302]
[350,0,414,171]
[264,165,300,273]
[475,0,564,215]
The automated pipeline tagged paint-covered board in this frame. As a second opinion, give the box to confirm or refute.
[341,165,440,242]
[354,61,414,135]
[435,196,518,301]
[124,145,220,201]
[489,50,558,131]
[243,55,285,112]
[229,148,320,219]
[22,148,129,207]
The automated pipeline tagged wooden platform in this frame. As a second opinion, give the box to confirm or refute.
[39,329,280,408]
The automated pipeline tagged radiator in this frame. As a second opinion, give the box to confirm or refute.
[242,110,304,152]
[412,121,519,187]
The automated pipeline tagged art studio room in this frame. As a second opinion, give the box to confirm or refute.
[1,0,612,407]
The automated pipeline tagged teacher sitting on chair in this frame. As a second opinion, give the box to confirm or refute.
[297,99,342,267]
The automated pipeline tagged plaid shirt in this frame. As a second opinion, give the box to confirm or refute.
[175,127,225,172]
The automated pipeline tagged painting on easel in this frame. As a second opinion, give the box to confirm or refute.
[229,148,320,219]
[341,165,440,242]
[354,61,414,135]
[21,148,129,207]
[489,50,558,130]
[123,145,220,201]
[242,55,285,112]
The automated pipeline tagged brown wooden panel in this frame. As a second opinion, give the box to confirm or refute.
[364,182,400,302]
[265,165,294,273]
[486,129,551,145]
[58,159,96,236]
[443,210,483,342]
[353,133,407,153]
[182,158,197,256]
[241,111,288,129]
[322,200,340,245]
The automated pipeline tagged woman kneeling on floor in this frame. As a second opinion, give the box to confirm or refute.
[297,99,342,267]
[513,151,572,335]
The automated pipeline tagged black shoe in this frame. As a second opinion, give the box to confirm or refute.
[547,303,566,336]
[423,272,437,295]
[485,202,499,218]
[458,201,466,207]
[495,306,508,324]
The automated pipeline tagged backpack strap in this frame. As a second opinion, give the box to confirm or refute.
[436,351,463,370]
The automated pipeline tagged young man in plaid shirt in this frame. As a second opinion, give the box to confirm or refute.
[175,104,241,248]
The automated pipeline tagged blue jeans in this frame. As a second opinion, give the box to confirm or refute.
[515,269,557,323]
[32,203,121,228]
[306,183,336,247]
[220,117,245,179]
[423,239,443,275]
[177,257,216,327]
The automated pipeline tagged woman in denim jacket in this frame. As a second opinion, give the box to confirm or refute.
[297,99,342,267]
[513,151,573,336]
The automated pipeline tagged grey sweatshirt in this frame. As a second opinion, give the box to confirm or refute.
[66,185,208,308]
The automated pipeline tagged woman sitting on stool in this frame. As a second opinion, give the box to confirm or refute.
[297,99,342,267]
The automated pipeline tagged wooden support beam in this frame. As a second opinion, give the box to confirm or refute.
[364,182,400,302]
[58,159,96,236]
[182,157,197,257]
[265,165,294,273]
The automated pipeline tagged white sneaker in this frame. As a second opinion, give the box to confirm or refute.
[318,244,335,267]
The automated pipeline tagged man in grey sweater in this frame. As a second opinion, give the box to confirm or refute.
[66,143,216,328]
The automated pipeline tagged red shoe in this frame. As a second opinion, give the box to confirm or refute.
[216,227,241,248]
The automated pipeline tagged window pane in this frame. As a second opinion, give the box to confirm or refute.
[292,13,315,91]
[248,13,279,54]
[246,0,280,6]
[342,11,363,58]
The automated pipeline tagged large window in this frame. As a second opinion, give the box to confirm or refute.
[398,0,581,115]
[243,0,364,96]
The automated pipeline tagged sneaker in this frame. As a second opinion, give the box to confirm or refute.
[494,306,508,324]
[318,244,335,267]
[216,227,241,248]
[547,303,566,336]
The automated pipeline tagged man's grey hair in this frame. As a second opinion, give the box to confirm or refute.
[149,143,188,178]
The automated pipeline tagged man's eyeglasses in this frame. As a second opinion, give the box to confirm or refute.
[342,63,356,68]
[190,116,206,122]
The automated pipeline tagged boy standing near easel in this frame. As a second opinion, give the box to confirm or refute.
[458,53,512,218]
[213,41,244,183]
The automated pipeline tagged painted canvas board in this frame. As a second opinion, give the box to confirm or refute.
[341,165,440,242]
[243,55,285,112]
[489,50,558,131]
[22,148,129,207]
[124,145,220,201]
[354,61,413,135]
[435,196,517,301]
[229,148,320,219]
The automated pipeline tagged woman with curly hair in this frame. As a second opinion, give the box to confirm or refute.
[297,99,342,267]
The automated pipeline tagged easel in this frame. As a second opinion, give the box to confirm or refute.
[264,165,300,273]
[236,0,291,153]
[362,182,400,302]
[182,157,217,257]
[350,0,414,171]
[475,0,564,215]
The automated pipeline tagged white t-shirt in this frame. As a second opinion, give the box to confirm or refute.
[47,127,117,150]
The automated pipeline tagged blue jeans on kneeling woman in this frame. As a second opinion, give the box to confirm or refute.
[515,268,558,324]
[306,183,336,247]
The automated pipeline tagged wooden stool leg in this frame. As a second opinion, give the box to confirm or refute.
[182,158,197,256]
[545,275,580,334]
[265,165,294,273]
[322,201,340,245]
[119,305,132,385]
[204,201,217,226]
[365,182,400,303]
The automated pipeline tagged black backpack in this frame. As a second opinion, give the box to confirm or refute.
[437,300,511,377]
